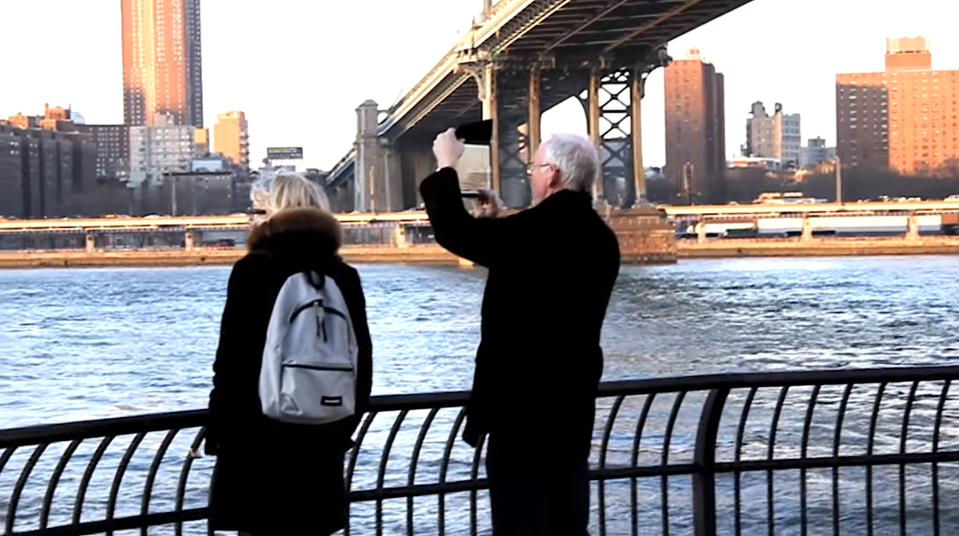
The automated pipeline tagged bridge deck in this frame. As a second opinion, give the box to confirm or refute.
[3,201,959,233]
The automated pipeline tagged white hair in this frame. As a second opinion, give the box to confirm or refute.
[541,133,599,193]
[250,170,330,216]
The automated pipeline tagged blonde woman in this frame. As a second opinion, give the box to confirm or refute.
[206,172,373,535]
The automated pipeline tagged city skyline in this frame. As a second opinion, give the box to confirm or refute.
[3,0,957,170]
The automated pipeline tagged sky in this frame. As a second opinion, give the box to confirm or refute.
[3,0,957,170]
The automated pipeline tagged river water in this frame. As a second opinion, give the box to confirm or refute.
[1,257,958,534]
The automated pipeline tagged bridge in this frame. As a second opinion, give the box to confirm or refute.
[4,199,957,252]
[323,0,754,212]
[3,200,958,235]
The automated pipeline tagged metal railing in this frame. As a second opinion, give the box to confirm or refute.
[3,365,959,535]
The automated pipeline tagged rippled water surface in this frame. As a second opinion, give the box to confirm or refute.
[2,256,957,426]
[1,256,957,534]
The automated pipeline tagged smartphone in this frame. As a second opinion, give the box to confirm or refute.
[455,144,491,198]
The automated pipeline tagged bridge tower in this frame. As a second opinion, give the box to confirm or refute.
[354,100,405,212]
[579,51,670,208]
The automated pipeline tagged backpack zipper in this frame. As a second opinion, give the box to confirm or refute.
[314,302,327,342]
[290,300,347,323]
[284,363,353,372]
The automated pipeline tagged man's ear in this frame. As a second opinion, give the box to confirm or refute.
[547,166,563,190]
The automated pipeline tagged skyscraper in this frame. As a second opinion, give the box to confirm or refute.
[122,0,204,128]
[664,48,726,204]
[836,37,959,174]
[213,111,250,168]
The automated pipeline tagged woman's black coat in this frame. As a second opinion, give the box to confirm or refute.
[205,207,373,535]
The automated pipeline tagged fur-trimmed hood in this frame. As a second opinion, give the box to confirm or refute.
[246,208,342,263]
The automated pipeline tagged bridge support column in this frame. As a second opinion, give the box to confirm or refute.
[393,223,408,248]
[463,60,540,208]
[579,50,670,208]
[630,68,646,206]
[384,145,403,212]
[184,229,199,251]
[480,63,500,194]
[85,232,96,253]
[497,117,530,207]
[584,66,635,207]
[801,216,813,241]
[400,144,435,208]
[527,65,542,165]
[906,213,920,240]
[355,100,386,213]
[586,66,604,205]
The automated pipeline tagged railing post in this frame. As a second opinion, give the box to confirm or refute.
[693,387,729,536]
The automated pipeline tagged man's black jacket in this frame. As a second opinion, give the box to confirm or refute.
[419,168,620,464]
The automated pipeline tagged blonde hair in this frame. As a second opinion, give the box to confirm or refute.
[250,171,330,216]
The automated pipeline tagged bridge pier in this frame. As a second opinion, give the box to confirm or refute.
[85,232,97,253]
[384,146,403,211]
[630,66,648,207]
[355,100,386,213]
[400,144,435,208]
[801,216,813,241]
[527,64,542,164]
[586,67,605,204]
[906,213,920,240]
[184,229,199,251]
[327,181,355,213]
[393,223,408,248]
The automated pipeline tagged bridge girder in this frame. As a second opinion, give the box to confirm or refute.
[328,0,755,210]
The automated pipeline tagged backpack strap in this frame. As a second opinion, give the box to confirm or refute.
[306,270,326,290]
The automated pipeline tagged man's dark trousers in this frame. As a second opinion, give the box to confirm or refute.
[485,436,590,535]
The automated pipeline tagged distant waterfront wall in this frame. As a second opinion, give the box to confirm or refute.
[0,211,680,263]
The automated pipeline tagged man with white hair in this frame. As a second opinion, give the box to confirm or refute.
[419,129,620,535]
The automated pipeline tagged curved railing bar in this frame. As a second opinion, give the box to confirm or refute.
[898,381,920,536]
[174,427,206,536]
[72,435,114,526]
[406,407,440,536]
[437,406,468,536]
[798,384,821,536]
[468,433,488,536]
[629,392,656,536]
[140,428,180,536]
[659,390,687,536]
[765,386,790,535]
[733,386,758,536]
[105,432,147,536]
[6,443,48,535]
[597,394,626,536]
[931,379,951,536]
[831,382,854,535]
[375,409,409,535]
[344,411,377,536]
[865,382,888,536]
[39,438,83,531]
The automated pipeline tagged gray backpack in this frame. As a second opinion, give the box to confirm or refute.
[258,271,358,424]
